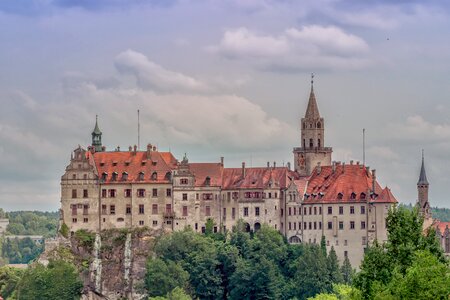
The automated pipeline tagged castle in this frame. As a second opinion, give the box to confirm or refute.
[60,78,398,267]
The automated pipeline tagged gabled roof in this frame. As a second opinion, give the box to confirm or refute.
[303,164,397,204]
[92,150,177,183]
[222,167,299,190]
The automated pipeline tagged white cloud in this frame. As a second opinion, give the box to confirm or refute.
[114,50,209,93]
[388,115,450,142]
[209,26,371,71]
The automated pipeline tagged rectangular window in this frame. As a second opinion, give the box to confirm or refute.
[255,207,260,216]
[139,204,144,214]
[299,222,302,230]
[152,204,158,215]
[281,208,284,217]
[72,189,77,198]
[328,206,332,214]
[344,240,348,246]
[102,189,107,198]
[314,222,317,230]
[183,206,188,217]
[139,220,144,226]
[339,206,343,215]
[182,193,188,201]
[232,192,239,199]
[350,221,355,229]
[361,221,366,229]
[289,222,292,230]
[152,188,157,197]
[83,189,88,198]
[153,220,158,227]
[203,193,213,200]
[339,221,344,230]
[288,207,292,216]
[244,207,249,217]
[304,207,307,215]
[309,207,312,215]
[83,204,89,215]
[294,222,297,230]
[126,205,131,215]
[72,218,77,223]
[309,222,312,230]
[319,207,322,215]
[110,205,116,215]
[362,236,367,245]
[71,205,77,216]
[166,204,172,214]
[314,207,317,215]
[319,222,322,230]
[294,207,296,215]
[137,189,145,197]
[101,205,107,215]
[109,189,116,198]
[83,218,88,223]
[205,206,211,216]
[125,189,132,198]
[166,189,172,197]
[361,205,366,214]
[180,178,188,185]
[232,207,236,220]
[350,206,355,214]
[328,221,332,230]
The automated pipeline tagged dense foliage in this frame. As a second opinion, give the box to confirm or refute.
[400,203,450,222]
[146,220,352,300]
[5,211,59,237]
[1,237,43,264]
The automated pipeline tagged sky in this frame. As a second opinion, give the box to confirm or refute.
[1,0,450,211]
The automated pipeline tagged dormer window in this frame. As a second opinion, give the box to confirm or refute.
[138,172,145,181]
[360,192,366,200]
[205,176,211,186]
[350,192,356,200]
[112,161,117,166]
[100,162,105,167]
[304,193,310,199]
[318,192,324,199]
[101,172,107,181]
[111,172,118,181]
[151,172,157,181]
[125,161,130,166]
[141,161,146,166]
[152,161,157,166]
[122,172,128,181]
[337,192,344,200]
[165,172,172,181]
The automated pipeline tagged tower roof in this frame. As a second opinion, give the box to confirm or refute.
[92,115,102,135]
[418,150,429,185]
[304,74,321,119]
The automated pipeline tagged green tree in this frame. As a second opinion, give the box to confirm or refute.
[308,284,362,300]
[341,256,353,284]
[375,250,450,299]
[16,260,83,300]
[320,236,327,257]
[0,266,24,299]
[229,220,252,258]
[327,247,343,284]
[149,287,192,300]
[294,244,331,299]
[145,258,189,297]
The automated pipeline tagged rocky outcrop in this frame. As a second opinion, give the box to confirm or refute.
[40,228,161,300]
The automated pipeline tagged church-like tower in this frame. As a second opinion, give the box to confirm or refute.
[417,150,431,219]
[91,115,103,152]
[293,75,332,176]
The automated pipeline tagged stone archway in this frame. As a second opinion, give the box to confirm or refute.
[289,236,301,244]
[254,222,261,231]
[244,223,251,232]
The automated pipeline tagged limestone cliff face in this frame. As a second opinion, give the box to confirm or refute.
[40,228,160,300]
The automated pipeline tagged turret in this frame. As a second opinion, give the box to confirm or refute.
[91,115,103,152]
[417,150,431,219]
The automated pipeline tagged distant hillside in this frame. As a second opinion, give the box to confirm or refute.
[5,210,59,238]
[399,203,450,222]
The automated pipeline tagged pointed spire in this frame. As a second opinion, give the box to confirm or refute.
[418,149,429,185]
[93,115,102,135]
[305,73,321,119]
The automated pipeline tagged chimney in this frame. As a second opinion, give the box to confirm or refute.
[287,162,291,170]
[332,161,336,173]
[267,161,270,168]
[242,162,246,178]
[117,146,120,152]
[147,144,152,158]
[350,160,354,165]
[365,166,370,175]
[129,146,132,152]
[273,161,276,168]
[220,157,224,166]
[372,169,376,193]
[342,162,345,173]
[317,162,321,175]
[89,146,95,154]
[133,145,137,155]
[101,146,106,152]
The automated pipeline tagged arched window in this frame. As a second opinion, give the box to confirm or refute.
[310,123,313,128]
[317,122,321,128]
[309,138,314,148]
[318,139,321,148]
[151,172,157,181]
[360,193,366,200]
[337,192,344,200]
[303,122,306,129]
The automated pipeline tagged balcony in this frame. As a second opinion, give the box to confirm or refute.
[293,147,332,153]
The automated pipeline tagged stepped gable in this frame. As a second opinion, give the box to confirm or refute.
[304,164,397,204]
[188,163,224,187]
[92,150,177,183]
[222,167,298,190]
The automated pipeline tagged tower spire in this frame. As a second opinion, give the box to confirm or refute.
[305,73,320,119]
[418,149,429,185]
[91,115,103,152]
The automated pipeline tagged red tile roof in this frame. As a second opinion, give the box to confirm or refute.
[434,221,450,236]
[303,164,397,204]
[222,167,298,190]
[92,150,177,183]
[188,163,224,187]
